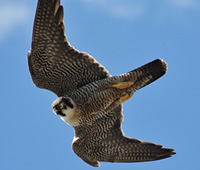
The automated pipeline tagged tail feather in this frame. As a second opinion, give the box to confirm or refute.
[124,58,167,91]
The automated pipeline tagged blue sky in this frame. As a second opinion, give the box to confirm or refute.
[1,0,200,169]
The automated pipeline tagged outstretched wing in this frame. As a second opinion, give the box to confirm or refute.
[28,0,109,96]
[73,105,175,167]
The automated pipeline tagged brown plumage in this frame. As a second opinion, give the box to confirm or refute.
[28,0,175,167]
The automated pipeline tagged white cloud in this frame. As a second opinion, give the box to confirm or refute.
[108,4,145,20]
[82,0,146,20]
[0,3,29,43]
[167,0,199,8]
[82,0,200,21]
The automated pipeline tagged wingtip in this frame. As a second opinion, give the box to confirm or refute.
[155,147,176,160]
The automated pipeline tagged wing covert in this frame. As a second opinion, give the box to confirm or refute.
[28,0,109,96]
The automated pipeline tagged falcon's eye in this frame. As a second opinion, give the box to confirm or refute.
[60,103,67,110]
[62,98,74,109]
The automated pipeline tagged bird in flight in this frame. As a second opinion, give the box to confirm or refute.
[28,0,175,167]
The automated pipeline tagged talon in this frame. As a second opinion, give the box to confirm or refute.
[111,81,134,89]
[120,91,134,103]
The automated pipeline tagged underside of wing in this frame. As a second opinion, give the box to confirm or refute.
[28,0,109,96]
[72,105,175,167]
[100,134,175,164]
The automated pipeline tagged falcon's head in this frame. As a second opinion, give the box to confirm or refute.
[52,97,79,126]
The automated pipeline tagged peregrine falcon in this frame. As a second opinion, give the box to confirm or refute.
[28,0,175,167]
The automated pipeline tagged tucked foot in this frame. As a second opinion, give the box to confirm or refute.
[120,91,134,103]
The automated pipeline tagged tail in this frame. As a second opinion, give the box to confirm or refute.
[121,58,167,91]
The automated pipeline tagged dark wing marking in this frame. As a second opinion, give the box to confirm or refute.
[73,105,175,167]
[28,0,109,96]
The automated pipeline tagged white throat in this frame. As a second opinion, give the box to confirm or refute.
[60,108,79,127]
